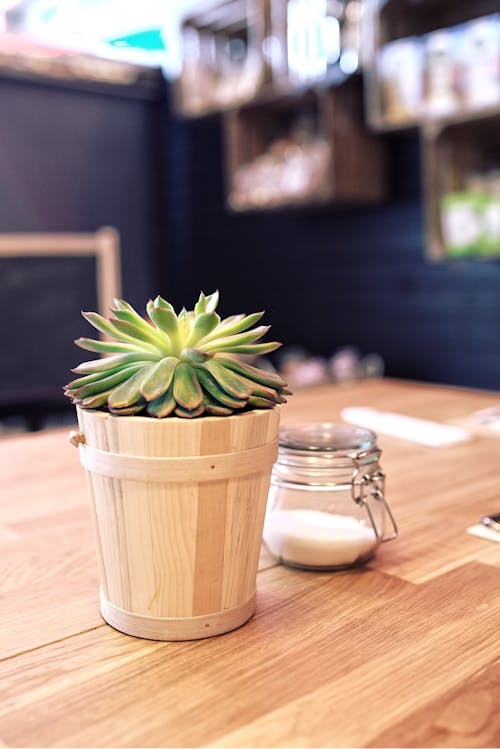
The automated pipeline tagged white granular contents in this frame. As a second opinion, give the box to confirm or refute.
[263,509,376,568]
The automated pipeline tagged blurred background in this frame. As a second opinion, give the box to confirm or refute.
[1,0,500,431]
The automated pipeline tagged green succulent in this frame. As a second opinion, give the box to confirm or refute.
[65,290,290,418]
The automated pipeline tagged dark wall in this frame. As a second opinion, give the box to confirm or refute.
[0,73,165,307]
[164,111,500,391]
[0,69,499,422]
[0,72,166,423]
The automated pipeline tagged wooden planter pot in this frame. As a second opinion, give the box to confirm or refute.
[74,406,280,640]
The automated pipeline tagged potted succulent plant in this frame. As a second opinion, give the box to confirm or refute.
[66,291,289,641]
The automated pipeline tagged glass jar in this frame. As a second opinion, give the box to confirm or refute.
[263,423,397,570]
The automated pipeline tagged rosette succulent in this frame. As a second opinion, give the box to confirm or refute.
[65,291,290,418]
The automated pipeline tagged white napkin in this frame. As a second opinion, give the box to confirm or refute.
[341,407,471,447]
[467,524,500,544]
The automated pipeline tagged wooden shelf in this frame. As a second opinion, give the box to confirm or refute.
[423,111,500,260]
[363,0,500,262]
[174,0,269,118]
[175,0,364,118]
[223,78,387,212]
[364,0,500,132]
[375,0,498,41]
[422,103,500,136]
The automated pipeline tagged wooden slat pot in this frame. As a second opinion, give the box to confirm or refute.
[74,405,280,641]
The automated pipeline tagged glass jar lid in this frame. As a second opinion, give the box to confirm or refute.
[279,423,376,454]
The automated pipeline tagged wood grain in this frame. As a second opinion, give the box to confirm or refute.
[370,659,500,748]
[2,378,500,747]
[76,405,280,635]
[0,227,121,322]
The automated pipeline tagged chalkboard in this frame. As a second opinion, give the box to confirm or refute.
[0,255,99,412]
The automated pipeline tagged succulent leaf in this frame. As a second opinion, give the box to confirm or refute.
[173,362,203,411]
[108,402,146,416]
[177,308,192,340]
[219,341,282,356]
[194,291,207,315]
[113,298,135,312]
[75,338,147,355]
[199,312,264,344]
[247,395,276,409]
[147,307,181,352]
[201,359,253,399]
[185,312,220,347]
[81,312,157,353]
[180,348,212,364]
[110,308,168,349]
[194,367,249,410]
[174,403,205,419]
[202,392,234,416]
[140,357,178,401]
[109,317,167,352]
[69,364,143,400]
[147,383,176,418]
[154,295,174,310]
[113,299,134,311]
[65,291,288,418]
[205,290,219,312]
[72,353,156,375]
[65,365,127,389]
[199,326,270,353]
[107,367,154,409]
[80,390,116,409]
[214,354,287,389]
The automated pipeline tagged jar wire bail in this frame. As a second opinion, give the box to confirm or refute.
[350,449,398,542]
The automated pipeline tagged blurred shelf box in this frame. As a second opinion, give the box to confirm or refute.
[463,15,500,110]
[175,0,366,116]
[364,0,500,263]
[375,15,500,127]
[175,0,269,117]
[175,0,385,214]
[225,91,332,209]
[224,79,387,211]
[376,36,424,126]
[440,177,500,259]
[269,0,364,92]
[424,111,500,260]
[365,0,500,130]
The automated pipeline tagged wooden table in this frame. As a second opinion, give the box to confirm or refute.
[2,378,500,748]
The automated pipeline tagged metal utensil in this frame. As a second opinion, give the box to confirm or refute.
[481,513,500,533]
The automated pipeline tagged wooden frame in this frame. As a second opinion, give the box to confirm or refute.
[423,112,500,260]
[0,226,121,320]
[223,79,387,212]
[0,227,121,424]
[174,0,269,117]
[363,0,500,262]
[364,0,500,132]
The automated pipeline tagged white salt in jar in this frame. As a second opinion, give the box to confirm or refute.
[263,423,397,570]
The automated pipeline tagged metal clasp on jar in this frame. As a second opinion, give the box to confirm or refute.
[350,449,398,542]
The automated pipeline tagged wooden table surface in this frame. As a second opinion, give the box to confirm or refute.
[1,378,500,748]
